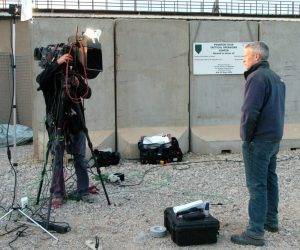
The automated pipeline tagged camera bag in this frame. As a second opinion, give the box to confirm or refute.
[93,149,120,167]
[138,137,183,164]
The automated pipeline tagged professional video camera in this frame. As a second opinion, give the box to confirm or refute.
[34,28,103,79]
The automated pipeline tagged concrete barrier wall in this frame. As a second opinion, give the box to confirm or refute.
[190,20,258,126]
[189,20,258,153]
[0,20,32,127]
[116,19,189,158]
[260,21,300,123]
[29,18,115,158]
[0,17,299,158]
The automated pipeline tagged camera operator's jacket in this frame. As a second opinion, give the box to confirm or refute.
[36,61,92,135]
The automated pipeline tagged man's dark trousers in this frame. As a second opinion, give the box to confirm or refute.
[50,131,89,198]
[242,140,280,239]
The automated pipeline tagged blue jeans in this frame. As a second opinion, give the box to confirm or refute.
[50,131,89,198]
[242,140,280,239]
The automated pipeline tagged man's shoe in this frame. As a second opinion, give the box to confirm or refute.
[231,232,265,246]
[264,225,279,232]
[80,194,96,203]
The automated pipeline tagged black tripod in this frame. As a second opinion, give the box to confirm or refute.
[36,76,111,229]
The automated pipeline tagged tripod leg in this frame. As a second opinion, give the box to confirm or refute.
[74,102,111,205]
[0,209,14,222]
[46,129,65,227]
[84,131,111,205]
[46,192,53,229]
[36,141,52,205]
[95,164,111,205]
[18,209,58,241]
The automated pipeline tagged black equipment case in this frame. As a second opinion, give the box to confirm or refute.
[164,207,220,246]
[138,137,183,164]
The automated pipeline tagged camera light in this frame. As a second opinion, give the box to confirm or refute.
[83,28,102,43]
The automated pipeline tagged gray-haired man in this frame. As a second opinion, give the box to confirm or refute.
[231,42,285,246]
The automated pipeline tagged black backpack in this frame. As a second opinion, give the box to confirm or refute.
[138,137,183,164]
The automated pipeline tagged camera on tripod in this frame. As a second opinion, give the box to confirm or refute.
[34,28,103,79]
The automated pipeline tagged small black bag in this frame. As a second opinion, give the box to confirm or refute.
[138,137,183,164]
[164,207,220,246]
[93,149,120,167]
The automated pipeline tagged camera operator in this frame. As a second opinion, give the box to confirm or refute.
[37,53,95,208]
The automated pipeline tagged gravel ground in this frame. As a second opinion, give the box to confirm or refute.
[0,144,299,250]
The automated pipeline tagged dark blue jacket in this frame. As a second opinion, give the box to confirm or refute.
[240,61,285,142]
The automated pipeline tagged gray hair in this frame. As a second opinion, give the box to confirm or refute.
[245,41,269,61]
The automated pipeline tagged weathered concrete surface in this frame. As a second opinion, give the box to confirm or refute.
[0,20,32,127]
[260,21,300,123]
[116,19,189,158]
[190,20,258,153]
[0,20,30,54]
[36,130,115,160]
[280,123,300,150]
[191,21,300,153]
[191,125,241,154]
[192,124,300,154]
[30,18,115,159]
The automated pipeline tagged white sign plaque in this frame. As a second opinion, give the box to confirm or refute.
[193,42,246,75]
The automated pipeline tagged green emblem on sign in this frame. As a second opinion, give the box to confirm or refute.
[195,44,202,54]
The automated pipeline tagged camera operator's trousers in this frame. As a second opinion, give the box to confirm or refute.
[50,131,89,198]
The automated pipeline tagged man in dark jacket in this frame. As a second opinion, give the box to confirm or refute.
[231,42,285,246]
[37,53,94,208]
